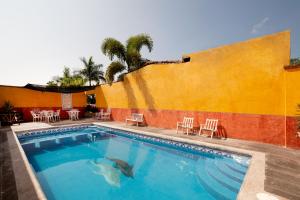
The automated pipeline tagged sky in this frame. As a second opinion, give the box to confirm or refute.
[0,0,299,86]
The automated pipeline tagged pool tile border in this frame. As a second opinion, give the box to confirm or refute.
[17,124,250,163]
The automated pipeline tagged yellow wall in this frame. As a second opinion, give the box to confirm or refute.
[96,31,291,116]
[0,86,87,108]
[285,68,300,116]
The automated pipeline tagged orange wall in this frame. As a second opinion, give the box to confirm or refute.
[0,86,87,108]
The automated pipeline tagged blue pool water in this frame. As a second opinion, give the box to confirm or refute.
[18,125,250,200]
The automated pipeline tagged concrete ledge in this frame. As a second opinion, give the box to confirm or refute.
[7,130,47,200]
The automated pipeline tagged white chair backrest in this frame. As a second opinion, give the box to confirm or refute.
[183,117,194,128]
[132,113,143,121]
[204,119,218,131]
[30,111,36,117]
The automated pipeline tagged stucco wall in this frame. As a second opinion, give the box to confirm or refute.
[0,86,87,120]
[96,31,290,115]
[95,31,300,149]
[285,68,300,148]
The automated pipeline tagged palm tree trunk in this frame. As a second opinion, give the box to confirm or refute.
[89,79,91,86]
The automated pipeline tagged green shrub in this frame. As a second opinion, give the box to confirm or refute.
[290,58,300,66]
[1,101,14,113]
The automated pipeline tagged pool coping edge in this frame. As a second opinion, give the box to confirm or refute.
[7,128,47,200]
[10,122,284,200]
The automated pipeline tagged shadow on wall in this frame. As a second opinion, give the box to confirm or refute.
[132,69,157,126]
[97,87,108,108]
[216,125,227,139]
[122,79,138,109]
[120,68,157,126]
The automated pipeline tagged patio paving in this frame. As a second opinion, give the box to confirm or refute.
[1,119,299,200]
[0,127,18,200]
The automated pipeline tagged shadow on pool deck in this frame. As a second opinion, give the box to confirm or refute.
[1,119,300,200]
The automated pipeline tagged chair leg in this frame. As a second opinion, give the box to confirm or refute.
[199,128,202,136]
[211,131,214,139]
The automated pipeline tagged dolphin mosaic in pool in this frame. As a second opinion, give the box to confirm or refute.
[107,157,134,178]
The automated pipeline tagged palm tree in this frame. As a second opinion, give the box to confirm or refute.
[80,56,105,86]
[60,67,73,87]
[101,33,153,84]
[47,67,86,87]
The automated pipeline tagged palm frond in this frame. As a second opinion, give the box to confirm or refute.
[126,50,142,71]
[105,61,126,85]
[126,33,153,53]
[101,38,126,61]
[80,57,89,67]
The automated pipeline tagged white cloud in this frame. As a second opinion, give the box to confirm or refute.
[251,17,269,34]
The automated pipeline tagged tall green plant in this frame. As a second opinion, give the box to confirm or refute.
[80,56,105,86]
[1,101,14,113]
[101,33,153,84]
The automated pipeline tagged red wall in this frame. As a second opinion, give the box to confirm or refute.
[106,108,299,149]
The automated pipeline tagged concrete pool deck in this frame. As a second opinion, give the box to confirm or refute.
[1,119,300,200]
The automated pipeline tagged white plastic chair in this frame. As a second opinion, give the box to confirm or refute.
[30,111,41,122]
[176,117,194,135]
[53,110,60,121]
[199,119,218,138]
[43,110,54,123]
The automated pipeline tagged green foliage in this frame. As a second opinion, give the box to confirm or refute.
[47,67,87,87]
[47,56,104,87]
[105,61,126,85]
[46,80,58,87]
[290,58,300,65]
[80,56,105,86]
[1,101,14,113]
[87,94,96,104]
[101,38,126,61]
[101,33,153,84]
[85,105,98,113]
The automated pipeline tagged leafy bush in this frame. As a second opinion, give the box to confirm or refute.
[85,105,99,113]
[290,58,300,66]
[1,101,14,113]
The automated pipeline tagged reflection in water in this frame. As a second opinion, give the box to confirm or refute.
[91,161,121,187]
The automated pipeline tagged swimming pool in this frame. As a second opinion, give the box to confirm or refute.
[18,125,250,200]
